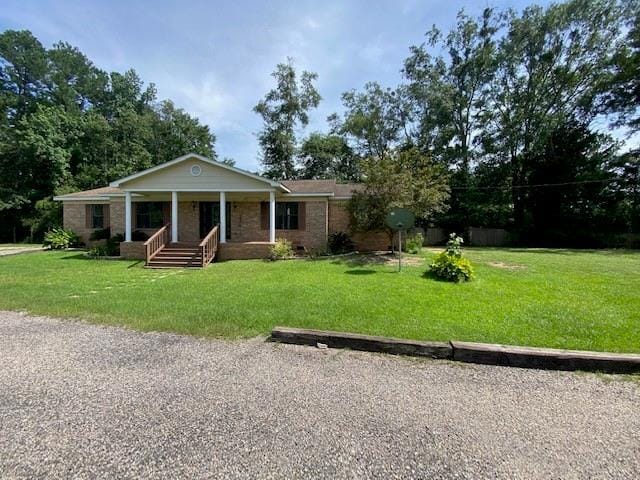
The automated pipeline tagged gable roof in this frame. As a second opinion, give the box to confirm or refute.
[109,153,289,192]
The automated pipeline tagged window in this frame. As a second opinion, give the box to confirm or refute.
[136,202,164,229]
[90,205,104,229]
[275,202,299,230]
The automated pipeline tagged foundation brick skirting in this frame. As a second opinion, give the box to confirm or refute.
[217,242,273,261]
[119,241,146,260]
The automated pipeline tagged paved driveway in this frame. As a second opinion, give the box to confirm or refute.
[0,311,638,479]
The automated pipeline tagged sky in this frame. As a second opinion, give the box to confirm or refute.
[9,0,626,172]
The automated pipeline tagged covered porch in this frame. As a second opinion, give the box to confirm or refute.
[120,190,278,266]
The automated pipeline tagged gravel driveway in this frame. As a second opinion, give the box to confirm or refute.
[0,311,638,479]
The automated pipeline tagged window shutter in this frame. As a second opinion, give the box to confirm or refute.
[298,202,306,231]
[85,205,92,228]
[260,202,269,230]
[103,205,110,228]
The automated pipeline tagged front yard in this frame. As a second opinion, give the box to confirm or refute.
[0,248,638,353]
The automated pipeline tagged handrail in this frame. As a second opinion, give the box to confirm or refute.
[144,223,170,265]
[199,224,219,267]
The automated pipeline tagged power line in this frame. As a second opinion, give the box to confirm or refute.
[450,178,625,190]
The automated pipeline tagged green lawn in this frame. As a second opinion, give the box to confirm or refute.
[0,248,638,353]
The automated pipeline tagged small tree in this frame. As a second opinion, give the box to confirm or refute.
[347,147,450,245]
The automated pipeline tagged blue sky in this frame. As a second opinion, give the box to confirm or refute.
[1,0,592,171]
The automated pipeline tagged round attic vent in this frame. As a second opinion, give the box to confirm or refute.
[190,164,202,176]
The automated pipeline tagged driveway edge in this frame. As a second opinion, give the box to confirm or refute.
[270,326,640,373]
[270,326,452,359]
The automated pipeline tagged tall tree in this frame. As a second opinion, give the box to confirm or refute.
[404,8,500,229]
[0,30,48,123]
[603,2,640,132]
[329,82,409,160]
[298,132,360,181]
[254,59,321,179]
[485,0,622,231]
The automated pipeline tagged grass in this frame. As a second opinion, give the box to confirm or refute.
[0,248,638,353]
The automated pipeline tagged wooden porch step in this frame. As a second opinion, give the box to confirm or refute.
[145,242,213,269]
[154,250,201,258]
[146,259,203,268]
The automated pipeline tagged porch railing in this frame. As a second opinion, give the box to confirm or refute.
[144,223,170,265]
[199,224,219,267]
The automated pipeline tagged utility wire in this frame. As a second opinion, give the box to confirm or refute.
[450,178,625,190]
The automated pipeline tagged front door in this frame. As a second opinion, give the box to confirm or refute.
[199,202,231,239]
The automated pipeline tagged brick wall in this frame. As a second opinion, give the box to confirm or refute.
[278,201,327,250]
[63,202,110,246]
[230,201,328,249]
[110,201,124,235]
[230,202,268,242]
[328,200,390,251]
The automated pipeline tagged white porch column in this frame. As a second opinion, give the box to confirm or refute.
[219,191,226,243]
[269,191,276,243]
[125,191,132,242]
[171,191,178,242]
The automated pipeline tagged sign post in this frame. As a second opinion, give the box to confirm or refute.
[384,208,415,272]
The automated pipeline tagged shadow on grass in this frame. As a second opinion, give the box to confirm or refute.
[59,253,143,268]
[345,269,377,275]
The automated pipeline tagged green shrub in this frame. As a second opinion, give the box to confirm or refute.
[405,232,424,254]
[106,233,124,256]
[327,231,355,254]
[43,227,82,250]
[428,233,474,282]
[87,246,109,258]
[269,238,294,260]
[89,227,111,241]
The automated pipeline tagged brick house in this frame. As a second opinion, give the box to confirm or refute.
[54,153,388,266]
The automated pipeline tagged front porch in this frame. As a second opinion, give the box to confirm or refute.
[120,191,279,265]
[120,239,275,266]
[123,191,278,245]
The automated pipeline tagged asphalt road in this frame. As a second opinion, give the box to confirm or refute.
[0,311,638,479]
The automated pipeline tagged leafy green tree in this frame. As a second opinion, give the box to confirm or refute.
[485,0,622,230]
[604,2,640,132]
[150,100,216,162]
[404,8,499,170]
[48,42,104,112]
[329,82,409,160]
[254,59,321,179]
[526,119,621,245]
[348,148,449,240]
[298,132,360,181]
[0,29,218,241]
[0,30,48,122]
[404,9,500,230]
